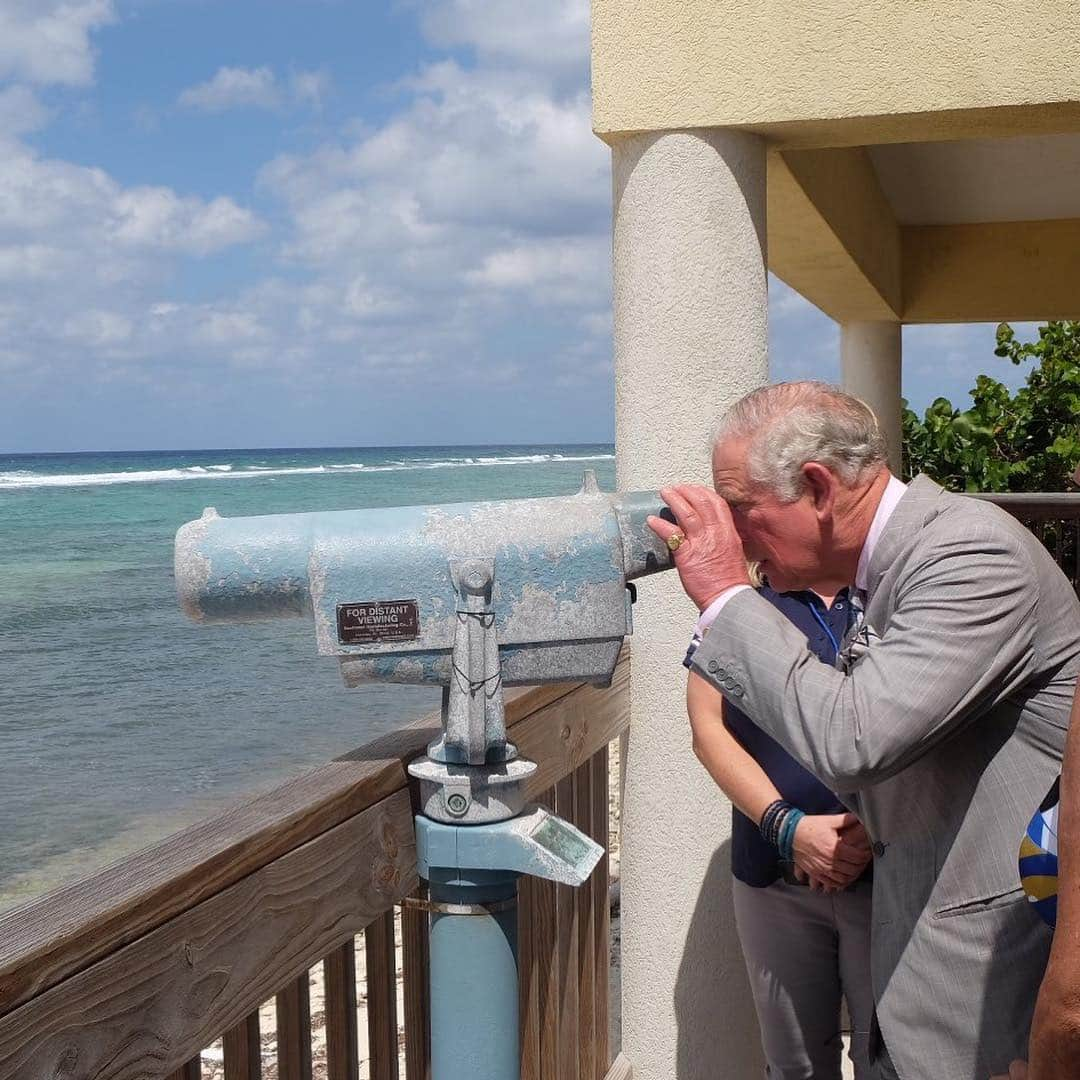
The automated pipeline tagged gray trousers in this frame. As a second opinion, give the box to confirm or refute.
[873,1049,900,1080]
[733,877,875,1080]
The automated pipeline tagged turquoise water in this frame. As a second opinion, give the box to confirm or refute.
[0,445,616,908]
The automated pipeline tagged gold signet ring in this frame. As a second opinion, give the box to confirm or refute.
[666,532,686,553]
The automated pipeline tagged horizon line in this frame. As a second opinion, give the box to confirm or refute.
[0,440,618,458]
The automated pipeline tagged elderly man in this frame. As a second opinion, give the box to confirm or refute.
[648,381,1080,1080]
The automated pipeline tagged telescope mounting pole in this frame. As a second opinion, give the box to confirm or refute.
[407,558,602,1080]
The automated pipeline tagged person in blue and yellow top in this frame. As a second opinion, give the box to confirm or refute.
[1020,778,1060,929]
[686,571,874,1080]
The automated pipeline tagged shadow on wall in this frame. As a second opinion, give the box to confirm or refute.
[674,840,765,1079]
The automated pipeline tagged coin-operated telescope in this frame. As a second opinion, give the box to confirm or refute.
[175,473,674,1080]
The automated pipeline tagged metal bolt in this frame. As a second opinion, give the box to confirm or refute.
[446,793,469,816]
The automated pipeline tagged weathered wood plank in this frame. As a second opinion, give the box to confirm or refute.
[555,774,580,1080]
[222,1012,261,1079]
[575,762,597,1080]
[401,889,431,1080]
[0,653,631,1080]
[533,788,559,1080]
[0,677,586,1016]
[324,939,359,1080]
[972,492,1080,521]
[518,655,630,802]
[276,974,313,1080]
[591,746,611,1078]
[0,791,416,1080]
[167,1060,201,1080]
[364,910,399,1080]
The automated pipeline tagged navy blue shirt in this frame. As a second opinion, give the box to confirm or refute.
[686,585,868,888]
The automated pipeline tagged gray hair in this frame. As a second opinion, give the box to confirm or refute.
[713,381,888,502]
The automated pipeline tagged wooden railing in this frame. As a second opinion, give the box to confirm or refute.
[978,493,1080,590]
[0,652,630,1080]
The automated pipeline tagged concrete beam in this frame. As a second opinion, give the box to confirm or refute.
[769,148,902,322]
[593,0,1080,147]
[902,219,1080,322]
[740,102,1080,152]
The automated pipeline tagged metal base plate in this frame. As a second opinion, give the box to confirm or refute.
[408,755,538,824]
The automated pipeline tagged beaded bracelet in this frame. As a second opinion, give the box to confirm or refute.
[778,808,805,863]
[759,799,789,848]
[756,794,799,851]
[770,806,792,850]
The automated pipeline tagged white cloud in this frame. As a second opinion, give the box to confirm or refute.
[2,2,615,416]
[193,310,268,346]
[417,0,589,86]
[179,66,279,111]
[61,308,133,347]
[111,188,264,254]
[235,47,614,395]
[289,69,330,109]
[0,0,115,87]
[466,236,607,305]
[0,134,266,380]
[0,84,51,137]
[0,142,262,259]
[178,65,330,112]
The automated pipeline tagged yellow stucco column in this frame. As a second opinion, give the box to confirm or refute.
[612,128,767,1080]
[840,321,903,474]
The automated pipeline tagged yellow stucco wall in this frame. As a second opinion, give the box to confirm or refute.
[903,219,1080,322]
[593,1,1080,147]
[769,149,901,321]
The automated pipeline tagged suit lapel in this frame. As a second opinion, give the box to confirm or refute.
[864,474,945,604]
[835,475,945,670]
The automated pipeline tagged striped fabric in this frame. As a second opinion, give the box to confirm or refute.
[1020,776,1060,928]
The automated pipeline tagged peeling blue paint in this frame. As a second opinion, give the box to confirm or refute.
[175,486,672,687]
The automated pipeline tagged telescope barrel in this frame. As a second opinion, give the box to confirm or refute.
[613,490,678,581]
[175,507,316,623]
[174,485,677,688]
[176,490,674,624]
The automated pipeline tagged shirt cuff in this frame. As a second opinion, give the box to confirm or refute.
[695,585,752,636]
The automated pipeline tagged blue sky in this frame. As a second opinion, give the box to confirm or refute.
[0,0,1036,452]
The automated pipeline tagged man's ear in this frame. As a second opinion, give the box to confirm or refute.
[802,462,836,520]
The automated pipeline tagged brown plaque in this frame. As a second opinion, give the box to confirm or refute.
[337,599,420,644]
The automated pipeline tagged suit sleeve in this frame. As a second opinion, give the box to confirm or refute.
[690,523,1040,789]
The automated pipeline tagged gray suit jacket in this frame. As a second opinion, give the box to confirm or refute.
[691,475,1080,1080]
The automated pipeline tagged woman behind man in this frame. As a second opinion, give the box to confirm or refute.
[685,568,874,1079]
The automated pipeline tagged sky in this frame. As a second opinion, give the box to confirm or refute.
[0,0,1038,453]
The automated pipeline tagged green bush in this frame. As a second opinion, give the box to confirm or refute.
[902,320,1080,492]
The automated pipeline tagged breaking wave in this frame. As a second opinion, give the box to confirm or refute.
[0,452,615,491]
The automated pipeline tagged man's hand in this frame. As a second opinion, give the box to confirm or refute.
[646,485,751,611]
[989,1062,1027,1079]
[792,813,872,891]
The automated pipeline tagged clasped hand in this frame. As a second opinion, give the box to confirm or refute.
[791,813,872,892]
[647,485,751,610]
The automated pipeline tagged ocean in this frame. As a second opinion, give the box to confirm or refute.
[0,444,616,910]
